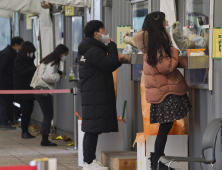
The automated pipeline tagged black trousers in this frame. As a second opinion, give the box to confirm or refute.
[20,100,34,133]
[0,94,13,125]
[35,94,53,135]
[154,121,174,155]
[83,132,99,164]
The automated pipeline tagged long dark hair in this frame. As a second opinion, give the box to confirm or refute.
[142,12,172,66]
[40,44,69,67]
[18,41,36,59]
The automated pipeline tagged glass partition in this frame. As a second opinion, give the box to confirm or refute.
[185,0,209,26]
[54,14,64,46]
[132,1,148,81]
[185,0,210,89]
[32,18,41,66]
[0,17,11,51]
[94,0,102,21]
[133,1,148,32]
[14,12,19,37]
[72,16,83,80]
[86,8,90,22]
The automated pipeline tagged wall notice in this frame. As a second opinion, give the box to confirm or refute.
[117,25,131,49]
[65,5,74,16]
[26,14,33,30]
[212,27,222,59]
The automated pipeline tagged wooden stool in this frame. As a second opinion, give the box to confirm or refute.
[102,151,137,170]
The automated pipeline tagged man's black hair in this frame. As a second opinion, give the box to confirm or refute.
[11,37,24,46]
[84,20,105,37]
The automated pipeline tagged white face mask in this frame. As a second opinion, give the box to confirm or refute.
[165,26,171,33]
[27,52,34,58]
[98,33,110,44]
[17,46,21,53]
[61,56,67,62]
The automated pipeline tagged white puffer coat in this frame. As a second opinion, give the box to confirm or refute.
[30,62,60,90]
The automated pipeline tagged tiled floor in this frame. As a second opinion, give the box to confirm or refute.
[0,127,81,170]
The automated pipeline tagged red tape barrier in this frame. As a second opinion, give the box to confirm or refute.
[0,165,37,170]
[0,89,71,94]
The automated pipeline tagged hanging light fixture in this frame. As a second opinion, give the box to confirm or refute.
[41,1,52,9]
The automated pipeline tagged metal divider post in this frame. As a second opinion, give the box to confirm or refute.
[66,87,78,150]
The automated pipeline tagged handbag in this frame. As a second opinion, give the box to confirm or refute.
[34,65,49,97]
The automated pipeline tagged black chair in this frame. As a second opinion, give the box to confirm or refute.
[158,118,222,170]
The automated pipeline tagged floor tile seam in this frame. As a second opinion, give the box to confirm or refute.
[58,163,73,170]
[0,148,14,157]
[0,153,25,163]
[14,156,29,165]
[1,136,46,159]
[12,139,45,155]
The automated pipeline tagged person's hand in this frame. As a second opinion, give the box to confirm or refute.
[119,56,125,63]
[36,65,39,68]
[118,54,131,63]
[59,74,63,79]
[109,38,115,43]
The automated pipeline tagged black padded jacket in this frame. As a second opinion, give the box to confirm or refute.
[78,37,121,133]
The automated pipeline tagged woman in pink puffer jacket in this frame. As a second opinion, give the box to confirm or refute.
[133,12,191,170]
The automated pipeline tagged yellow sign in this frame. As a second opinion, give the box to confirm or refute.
[65,5,74,16]
[122,26,126,49]
[117,25,131,49]
[212,27,222,59]
[117,26,122,49]
[26,14,33,30]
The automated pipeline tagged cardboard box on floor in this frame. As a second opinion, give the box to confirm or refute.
[78,120,124,167]
[137,135,188,170]
[102,151,137,170]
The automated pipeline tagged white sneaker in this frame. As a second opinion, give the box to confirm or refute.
[82,159,109,170]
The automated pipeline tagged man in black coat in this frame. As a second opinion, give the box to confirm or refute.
[78,20,122,170]
[0,37,24,129]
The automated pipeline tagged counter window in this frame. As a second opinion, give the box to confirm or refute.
[185,0,210,89]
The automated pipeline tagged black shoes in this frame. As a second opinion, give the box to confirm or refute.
[0,124,16,130]
[22,131,36,139]
[149,152,175,170]
[41,134,57,146]
[41,141,57,146]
